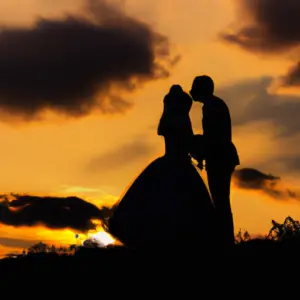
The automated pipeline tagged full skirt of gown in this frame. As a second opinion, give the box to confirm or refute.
[107,155,217,249]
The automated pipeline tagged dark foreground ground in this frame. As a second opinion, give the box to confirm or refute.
[1,236,300,287]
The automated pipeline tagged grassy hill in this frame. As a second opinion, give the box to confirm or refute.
[1,215,299,288]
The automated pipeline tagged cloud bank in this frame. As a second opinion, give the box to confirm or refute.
[0,194,112,232]
[220,0,300,89]
[0,0,176,121]
[233,168,297,200]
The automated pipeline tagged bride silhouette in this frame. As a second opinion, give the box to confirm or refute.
[107,85,217,249]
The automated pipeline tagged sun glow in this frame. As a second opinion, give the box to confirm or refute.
[88,230,116,247]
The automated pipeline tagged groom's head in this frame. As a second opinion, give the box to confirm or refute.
[190,75,214,103]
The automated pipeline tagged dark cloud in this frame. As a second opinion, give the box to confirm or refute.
[0,0,176,121]
[233,168,297,200]
[0,194,113,232]
[0,237,39,249]
[87,137,156,173]
[220,0,300,53]
[220,0,300,88]
[233,168,280,189]
[218,76,300,138]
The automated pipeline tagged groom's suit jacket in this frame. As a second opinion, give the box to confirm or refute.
[202,96,240,169]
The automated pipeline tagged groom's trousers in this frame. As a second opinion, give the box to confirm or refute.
[206,163,235,251]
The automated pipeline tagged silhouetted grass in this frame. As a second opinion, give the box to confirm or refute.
[1,216,299,287]
[1,235,299,280]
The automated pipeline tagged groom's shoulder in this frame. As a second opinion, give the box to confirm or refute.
[203,96,228,113]
[214,95,226,105]
[213,96,229,111]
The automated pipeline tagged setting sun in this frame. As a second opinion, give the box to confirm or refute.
[89,230,116,247]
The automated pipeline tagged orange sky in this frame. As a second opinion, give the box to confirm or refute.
[1,0,300,257]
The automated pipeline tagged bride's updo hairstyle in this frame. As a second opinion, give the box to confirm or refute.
[163,85,192,113]
[158,85,193,136]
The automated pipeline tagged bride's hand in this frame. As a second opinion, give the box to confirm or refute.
[190,153,204,170]
[197,160,204,171]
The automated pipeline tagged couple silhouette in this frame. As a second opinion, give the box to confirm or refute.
[107,75,240,252]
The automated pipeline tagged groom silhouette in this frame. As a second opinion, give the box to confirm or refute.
[190,75,240,250]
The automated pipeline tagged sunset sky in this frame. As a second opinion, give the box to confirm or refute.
[1,0,300,256]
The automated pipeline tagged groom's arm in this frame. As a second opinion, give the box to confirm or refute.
[202,101,231,152]
[189,134,205,169]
